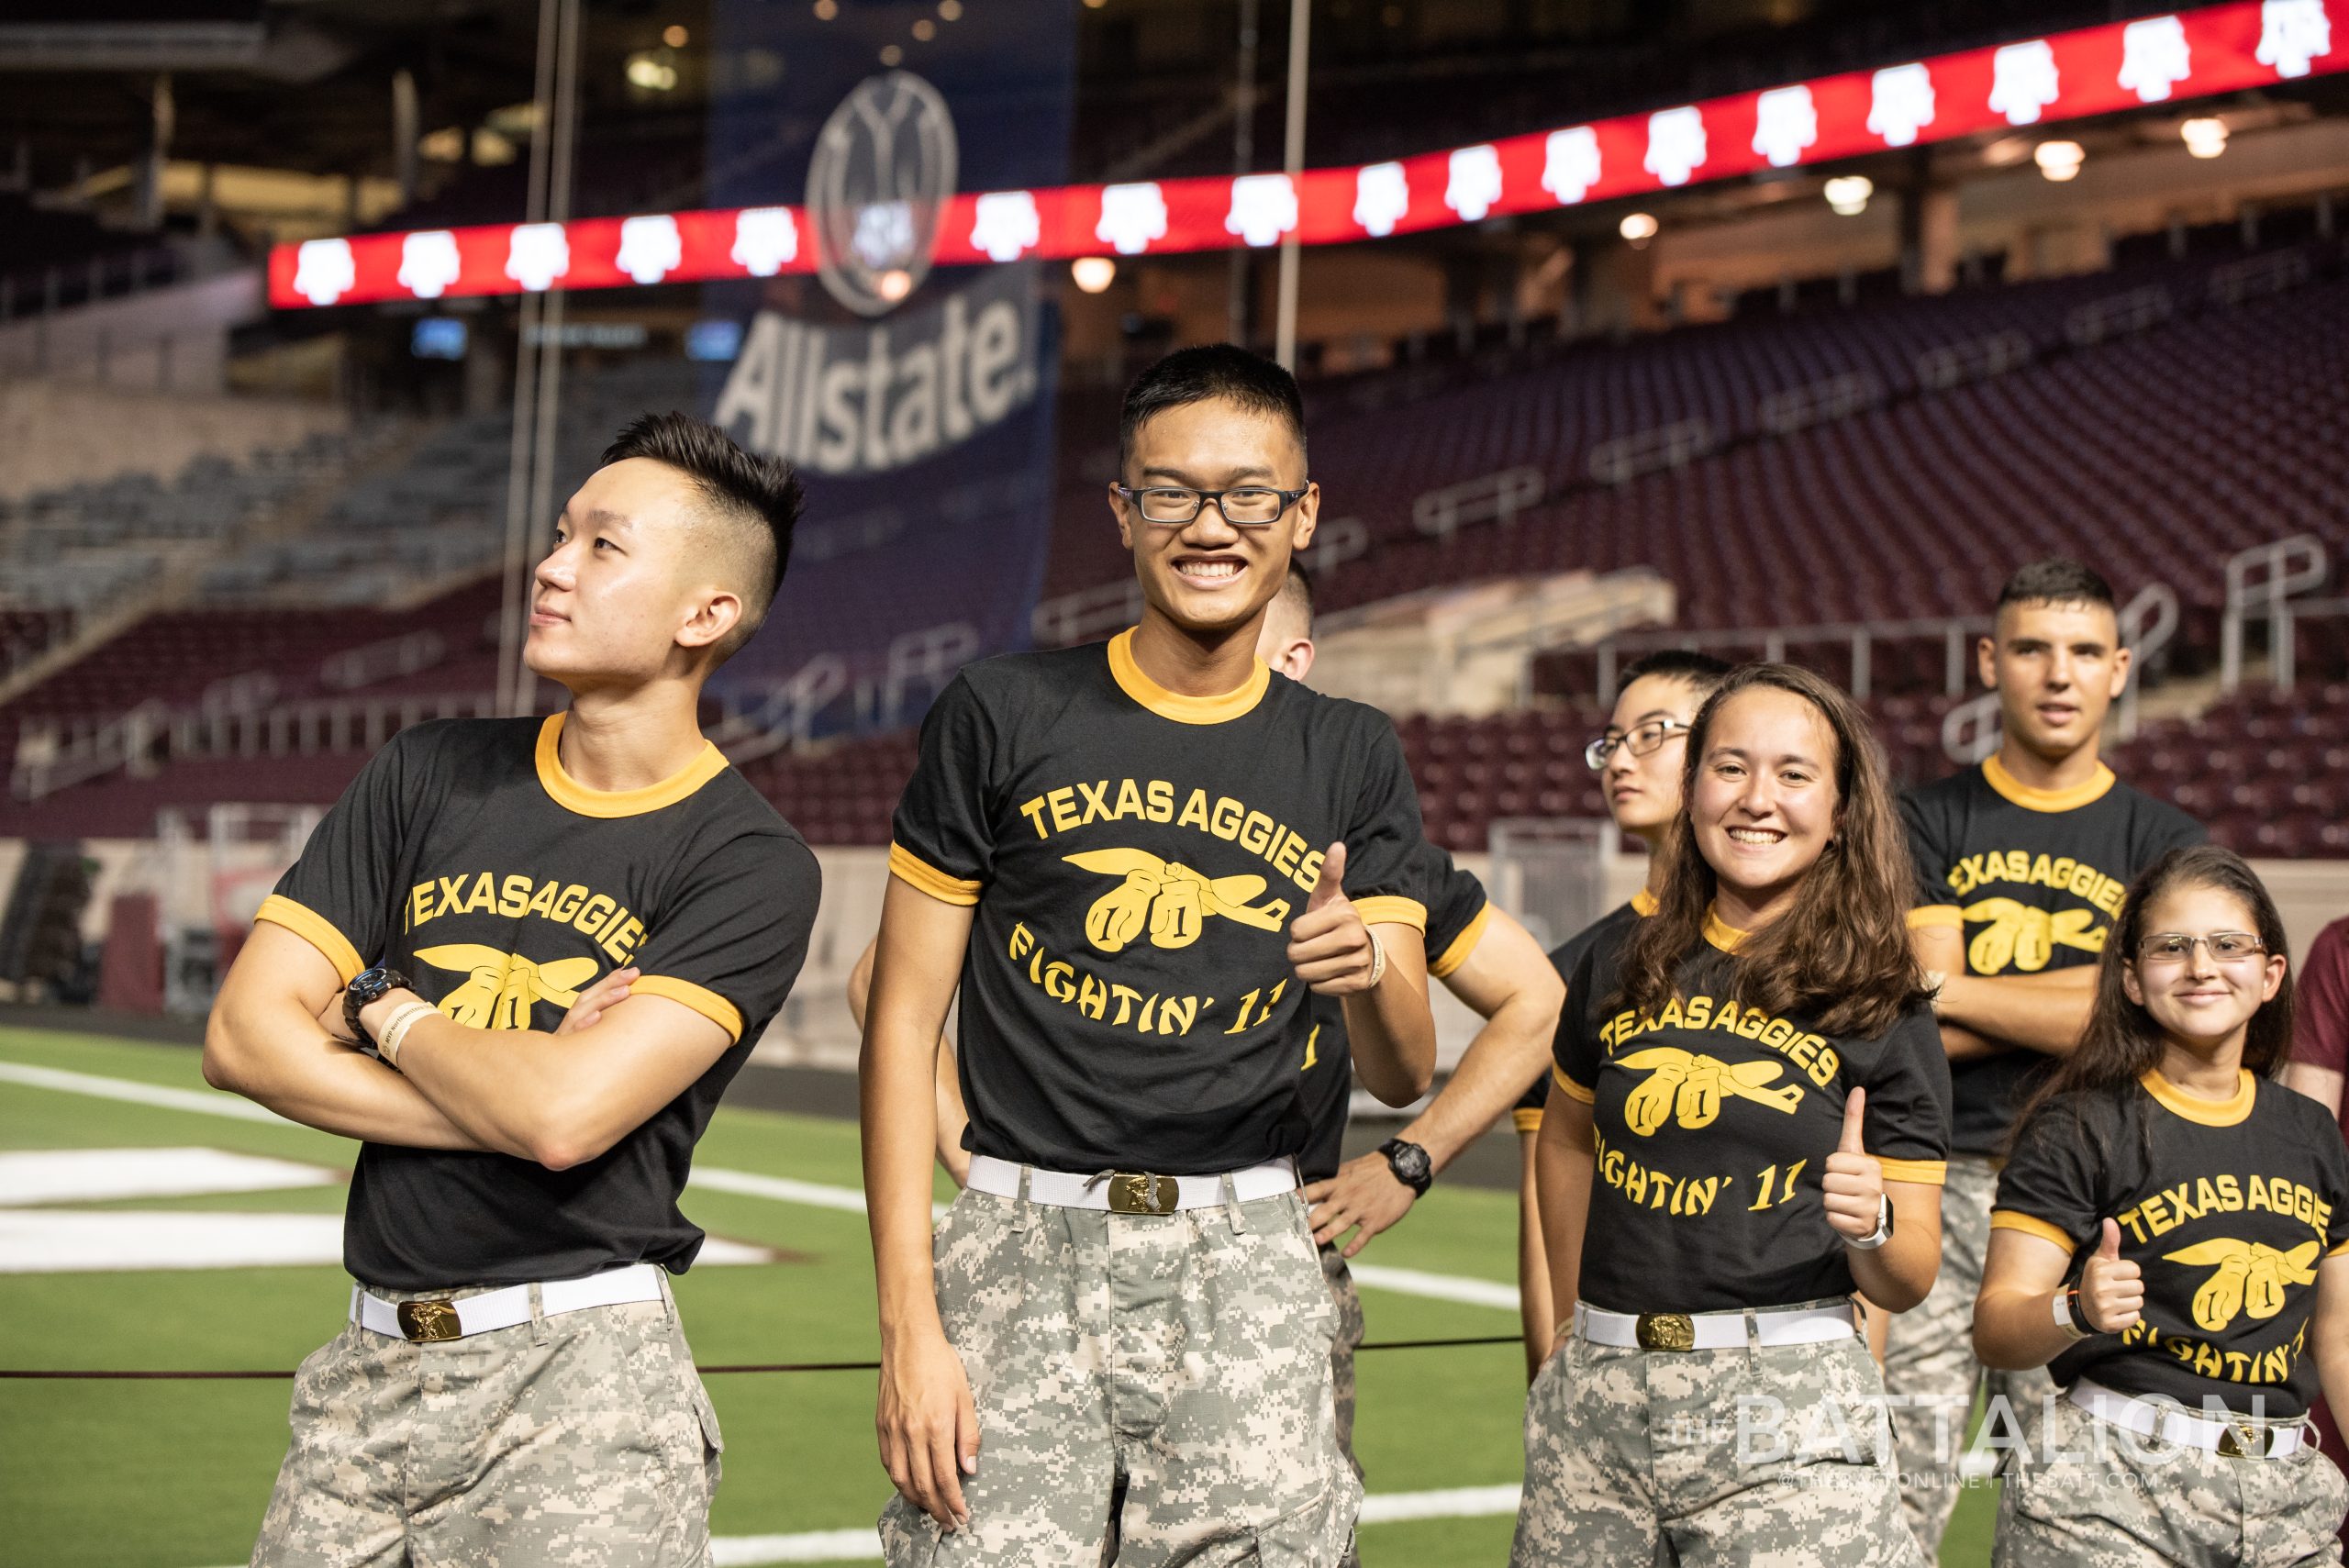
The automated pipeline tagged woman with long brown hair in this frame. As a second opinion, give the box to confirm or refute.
[1514,663,1949,1566]
[1975,845,2349,1565]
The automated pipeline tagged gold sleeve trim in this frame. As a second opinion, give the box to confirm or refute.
[1356,895,1429,934]
[1878,1158,1949,1187]
[2330,1239,2349,1259]
[1512,1106,1543,1134]
[254,895,363,986]
[1429,900,1493,979]
[1907,905,1963,930]
[1989,1210,2077,1251]
[888,842,983,906]
[1550,1065,1596,1104]
[633,975,745,1042]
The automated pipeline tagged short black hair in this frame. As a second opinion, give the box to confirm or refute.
[1620,648,1731,696]
[1118,344,1307,476]
[1997,559,2114,614]
[1277,562,1315,635]
[601,411,804,660]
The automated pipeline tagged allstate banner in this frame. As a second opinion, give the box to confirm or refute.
[702,5,1074,730]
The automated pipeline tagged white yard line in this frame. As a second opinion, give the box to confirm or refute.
[0,1060,1520,1309]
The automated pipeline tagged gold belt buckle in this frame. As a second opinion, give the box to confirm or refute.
[2217,1420,2266,1459]
[395,1299,462,1342]
[1107,1172,1179,1216]
[1635,1312,1696,1351]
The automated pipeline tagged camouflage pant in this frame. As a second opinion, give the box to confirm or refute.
[1995,1387,2348,1567]
[1319,1245,1365,1568]
[880,1186,1361,1567]
[251,1273,723,1568]
[1511,1307,1924,1568]
[1881,1152,2055,1558]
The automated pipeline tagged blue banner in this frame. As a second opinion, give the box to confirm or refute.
[700,3,1075,734]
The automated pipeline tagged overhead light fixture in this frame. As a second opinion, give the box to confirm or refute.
[662,24,687,47]
[1072,256,1117,293]
[1822,175,1873,216]
[877,269,913,303]
[1619,211,1658,243]
[939,0,963,16]
[625,51,678,91]
[913,18,936,39]
[813,0,838,17]
[880,43,904,64]
[2034,139,2084,181]
[1981,136,2032,167]
[2181,117,2229,159]
[418,127,465,163]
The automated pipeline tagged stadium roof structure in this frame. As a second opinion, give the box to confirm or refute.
[268,0,2347,308]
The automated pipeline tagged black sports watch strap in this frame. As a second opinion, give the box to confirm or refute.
[1378,1138,1433,1196]
[343,965,411,1047]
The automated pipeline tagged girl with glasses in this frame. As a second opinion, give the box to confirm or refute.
[1975,845,2349,1565]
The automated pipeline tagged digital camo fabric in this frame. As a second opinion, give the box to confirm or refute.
[1992,1072,2349,1418]
[878,1188,1360,1567]
[251,1285,723,1568]
[1552,914,1951,1314]
[1994,1385,2348,1568]
[888,630,1434,1174]
[1900,755,2203,1155]
[259,714,819,1290]
[1512,1326,1922,1568]
[1297,849,1489,1182]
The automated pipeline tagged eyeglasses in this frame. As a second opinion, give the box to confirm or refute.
[1113,484,1309,526]
[1585,717,1691,772]
[2137,931,2269,966]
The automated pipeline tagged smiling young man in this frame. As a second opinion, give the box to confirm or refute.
[1879,559,2203,1557]
[203,413,819,1567]
[861,345,1438,1566]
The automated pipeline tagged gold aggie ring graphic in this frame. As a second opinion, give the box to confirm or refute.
[414,945,605,1031]
[1961,897,2105,973]
[2160,1238,2321,1331]
[1613,1047,1805,1135]
[1063,849,1288,954]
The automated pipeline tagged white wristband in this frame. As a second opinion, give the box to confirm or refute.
[377,1002,438,1070]
[1365,929,1387,989]
[2054,1289,2090,1342]
[1846,1194,1893,1251]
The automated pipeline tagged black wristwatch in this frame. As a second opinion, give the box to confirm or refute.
[343,965,411,1050]
[1378,1138,1433,1196]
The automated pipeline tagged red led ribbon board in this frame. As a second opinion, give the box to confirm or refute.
[271,1,2344,308]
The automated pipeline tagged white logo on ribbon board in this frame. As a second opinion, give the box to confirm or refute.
[1643,106,1708,187]
[396,230,462,300]
[2256,0,2331,77]
[1867,63,1936,147]
[293,238,355,306]
[1541,127,1601,205]
[617,215,683,284]
[1444,145,1503,222]
[1097,182,1168,255]
[1353,161,1409,237]
[1751,85,1818,168]
[970,190,1041,262]
[2119,16,2192,101]
[1225,173,1297,248]
[731,208,799,276]
[1988,39,2061,125]
[506,223,570,292]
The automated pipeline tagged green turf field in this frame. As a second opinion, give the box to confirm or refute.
[0,1026,1998,1565]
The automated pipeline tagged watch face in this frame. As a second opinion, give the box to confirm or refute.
[1388,1142,1431,1186]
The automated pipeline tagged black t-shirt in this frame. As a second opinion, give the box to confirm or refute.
[260,715,819,1291]
[1527,891,1657,1130]
[1992,1073,2349,1418]
[1902,757,2203,1156]
[889,630,1432,1173]
[1297,852,1492,1183]
[1552,911,1952,1314]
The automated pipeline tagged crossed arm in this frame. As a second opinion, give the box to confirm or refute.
[1912,921,2096,1061]
[204,920,732,1169]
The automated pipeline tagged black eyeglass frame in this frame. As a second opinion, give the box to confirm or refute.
[1111,484,1312,526]
[1584,717,1693,773]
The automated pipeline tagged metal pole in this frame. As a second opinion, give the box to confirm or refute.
[495,0,567,718]
[1227,0,1259,347]
[512,0,583,718]
[1272,0,1310,371]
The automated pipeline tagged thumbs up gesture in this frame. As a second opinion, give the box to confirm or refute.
[1286,842,1380,995]
[1822,1088,1888,1243]
[2076,1218,2144,1334]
